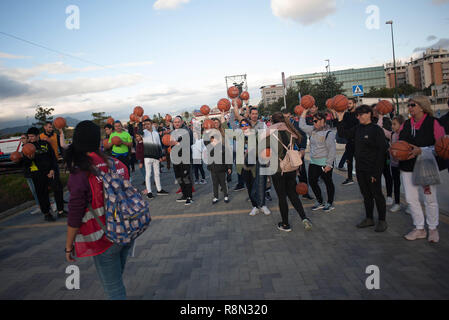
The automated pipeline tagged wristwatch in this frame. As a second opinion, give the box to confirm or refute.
[65,247,74,253]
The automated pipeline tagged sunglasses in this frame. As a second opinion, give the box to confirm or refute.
[407,103,417,108]
[241,123,250,128]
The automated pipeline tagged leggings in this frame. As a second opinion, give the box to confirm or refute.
[308,163,335,205]
[356,171,386,221]
[382,157,393,198]
[391,166,401,204]
[242,169,258,208]
[173,164,193,198]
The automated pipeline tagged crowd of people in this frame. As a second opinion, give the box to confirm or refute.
[15,95,449,299]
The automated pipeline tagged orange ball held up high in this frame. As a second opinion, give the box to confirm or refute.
[332,95,349,112]
[217,98,231,112]
[294,105,305,116]
[376,100,393,115]
[107,117,114,125]
[240,91,250,101]
[133,106,144,117]
[300,95,315,109]
[53,117,66,130]
[227,86,240,99]
[200,105,210,116]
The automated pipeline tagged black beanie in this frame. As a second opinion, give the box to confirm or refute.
[72,120,101,153]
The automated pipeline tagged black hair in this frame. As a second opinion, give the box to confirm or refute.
[104,124,113,130]
[313,112,327,120]
[349,98,357,104]
[249,107,258,114]
[26,127,39,136]
[355,105,373,116]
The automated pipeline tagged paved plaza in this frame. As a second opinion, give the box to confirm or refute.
[1,156,449,300]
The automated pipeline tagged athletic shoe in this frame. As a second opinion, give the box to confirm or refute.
[157,190,169,195]
[185,198,193,206]
[147,192,153,199]
[44,214,55,222]
[176,188,182,194]
[337,166,347,172]
[302,194,314,200]
[390,204,401,213]
[57,210,68,218]
[375,220,388,232]
[342,179,354,186]
[174,179,178,185]
[405,206,412,215]
[200,179,207,185]
[356,218,375,228]
[428,229,439,243]
[311,202,325,211]
[277,222,292,232]
[249,207,259,216]
[386,197,394,206]
[212,198,219,204]
[176,196,187,203]
[265,192,272,201]
[30,207,40,215]
[303,219,313,231]
[261,206,271,215]
[194,180,199,185]
[234,185,245,192]
[322,203,335,212]
[404,229,427,241]
[224,196,230,203]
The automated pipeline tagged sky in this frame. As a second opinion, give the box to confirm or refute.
[0,0,448,129]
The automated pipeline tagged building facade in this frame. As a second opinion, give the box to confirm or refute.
[287,66,387,97]
[385,62,407,88]
[405,48,449,90]
[260,84,285,106]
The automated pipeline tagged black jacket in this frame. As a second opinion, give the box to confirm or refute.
[21,140,58,177]
[204,142,232,173]
[334,111,358,146]
[439,111,449,134]
[337,121,387,178]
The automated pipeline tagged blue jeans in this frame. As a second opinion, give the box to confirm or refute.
[26,178,40,207]
[251,163,267,208]
[92,242,134,300]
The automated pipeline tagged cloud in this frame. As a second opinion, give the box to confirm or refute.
[0,52,30,59]
[413,38,449,52]
[153,0,190,10]
[271,0,337,25]
[427,35,437,41]
[0,74,35,98]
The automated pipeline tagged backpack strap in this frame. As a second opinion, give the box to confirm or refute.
[325,130,331,141]
[272,131,289,151]
[87,203,107,233]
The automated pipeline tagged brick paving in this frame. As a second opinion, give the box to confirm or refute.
[1,159,449,300]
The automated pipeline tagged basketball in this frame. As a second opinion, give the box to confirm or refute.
[390,140,411,161]
[218,98,231,112]
[296,182,308,195]
[435,135,449,160]
[133,106,144,117]
[103,138,109,147]
[240,91,250,101]
[22,143,36,158]
[53,117,66,130]
[227,86,240,99]
[165,114,172,122]
[143,115,149,121]
[300,95,315,109]
[160,156,167,162]
[326,98,334,109]
[10,151,22,163]
[203,119,215,130]
[111,136,122,146]
[162,134,173,146]
[333,95,349,112]
[130,114,137,122]
[107,117,114,125]
[259,148,271,160]
[200,105,210,115]
[294,105,305,116]
[376,100,393,115]
[232,98,242,109]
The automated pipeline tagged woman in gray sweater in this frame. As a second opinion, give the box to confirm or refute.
[299,110,337,212]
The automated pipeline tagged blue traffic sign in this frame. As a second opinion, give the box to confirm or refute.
[352,85,364,96]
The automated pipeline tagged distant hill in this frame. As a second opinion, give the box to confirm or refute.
[0,116,80,136]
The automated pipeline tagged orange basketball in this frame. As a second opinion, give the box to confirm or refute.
[218,98,231,112]
[103,138,109,147]
[10,151,22,163]
[133,106,144,117]
[165,114,172,122]
[162,134,173,146]
[111,136,122,146]
[435,135,449,160]
[200,105,210,115]
[259,148,271,160]
[390,140,411,161]
[240,91,250,101]
[300,95,315,109]
[296,183,308,195]
[107,117,114,125]
[376,100,393,115]
[294,105,305,116]
[203,119,215,130]
[227,86,240,99]
[143,115,150,121]
[326,98,334,109]
[22,143,36,158]
[333,95,349,112]
[53,117,66,130]
[130,114,137,122]
[232,98,242,109]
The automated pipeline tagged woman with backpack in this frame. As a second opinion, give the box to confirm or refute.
[299,110,337,212]
[64,120,133,300]
[265,112,312,232]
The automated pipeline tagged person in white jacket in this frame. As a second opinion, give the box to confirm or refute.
[143,119,168,198]
[191,130,207,184]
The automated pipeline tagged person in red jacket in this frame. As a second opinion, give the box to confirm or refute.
[64,120,133,300]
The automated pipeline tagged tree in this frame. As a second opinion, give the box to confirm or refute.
[314,74,344,110]
[33,106,54,128]
[91,112,110,128]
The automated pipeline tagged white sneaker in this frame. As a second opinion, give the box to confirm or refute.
[405,206,411,215]
[30,207,40,215]
[261,206,271,215]
[390,203,401,213]
[249,207,259,216]
[386,197,394,206]
[174,179,178,185]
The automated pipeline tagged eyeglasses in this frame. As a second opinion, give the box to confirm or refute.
[407,103,417,108]
[313,120,319,123]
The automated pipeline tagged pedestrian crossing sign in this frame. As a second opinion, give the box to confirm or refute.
[352,85,364,96]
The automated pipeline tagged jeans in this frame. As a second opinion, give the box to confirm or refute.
[193,163,206,180]
[26,178,40,207]
[251,163,267,208]
[92,242,134,300]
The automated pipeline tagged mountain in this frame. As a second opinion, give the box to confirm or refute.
[0,116,81,136]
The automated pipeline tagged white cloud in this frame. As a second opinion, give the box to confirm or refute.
[0,52,30,59]
[153,0,190,10]
[271,0,337,25]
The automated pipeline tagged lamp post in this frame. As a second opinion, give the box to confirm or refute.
[386,20,400,114]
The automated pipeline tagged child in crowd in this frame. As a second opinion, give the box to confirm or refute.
[389,115,405,213]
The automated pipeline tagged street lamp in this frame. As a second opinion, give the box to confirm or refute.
[386,20,400,114]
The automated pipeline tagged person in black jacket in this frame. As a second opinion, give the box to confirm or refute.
[23,127,67,221]
[336,105,388,232]
[438,99,449,134]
